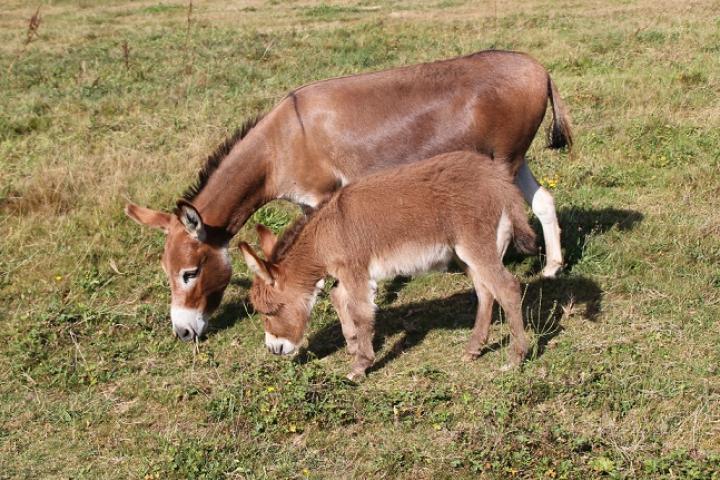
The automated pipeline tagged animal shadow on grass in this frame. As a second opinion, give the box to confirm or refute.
[297,275,602,372]
[208,276,253,334]
[298,206,643,372]
[520,206,644,274]
[211,207,642,358]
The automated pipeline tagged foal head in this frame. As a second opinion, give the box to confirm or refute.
[239,225,319,355]
[125,200,232,341]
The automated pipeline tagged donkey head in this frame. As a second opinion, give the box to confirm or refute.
[239,225,319,356]
[125,200,232,341]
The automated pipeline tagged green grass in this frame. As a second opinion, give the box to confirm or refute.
[1,0,720,478]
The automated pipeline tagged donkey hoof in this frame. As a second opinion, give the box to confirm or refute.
[541,263,563,279]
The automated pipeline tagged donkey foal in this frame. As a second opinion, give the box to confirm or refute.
[240,151,537,380]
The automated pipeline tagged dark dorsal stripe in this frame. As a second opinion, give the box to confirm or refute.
[181,114,265,202]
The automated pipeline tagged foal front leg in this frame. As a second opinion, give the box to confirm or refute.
[330,283,358,355]
[337,276,377,381]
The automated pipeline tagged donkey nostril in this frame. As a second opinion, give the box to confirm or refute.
[176,328,194,342]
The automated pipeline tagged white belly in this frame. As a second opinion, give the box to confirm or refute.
[368,243,453,281]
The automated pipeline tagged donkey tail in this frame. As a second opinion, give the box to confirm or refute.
[547,76,573,150]
[506,188,538,255]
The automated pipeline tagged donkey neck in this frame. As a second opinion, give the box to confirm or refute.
[192,133,272,236]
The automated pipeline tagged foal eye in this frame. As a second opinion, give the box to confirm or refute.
[182,269,199,284]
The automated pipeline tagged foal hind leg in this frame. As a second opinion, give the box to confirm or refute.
[492,268,529,370]
[516,159,563,277]
[462,280,494,361]
[456,245,528,369]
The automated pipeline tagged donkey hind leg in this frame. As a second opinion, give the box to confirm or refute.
[330,282,358,355]
[515,159,563,278]
[456,245,528,370]
[336,275,377,381]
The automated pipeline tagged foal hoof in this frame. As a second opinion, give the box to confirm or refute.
[500,353,526,372]
[346,371,366,383]
[500,362,522,373]
[462,352,480,362]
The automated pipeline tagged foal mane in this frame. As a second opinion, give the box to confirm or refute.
[270,199,329,263]
[181,114,265,202]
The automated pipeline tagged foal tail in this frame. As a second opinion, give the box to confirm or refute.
[547,76,573,150]
[506,187,538,255]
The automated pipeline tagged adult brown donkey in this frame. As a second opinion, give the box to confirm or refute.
[125,50,572,341]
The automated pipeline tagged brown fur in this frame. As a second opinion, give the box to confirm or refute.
[241,151,536,378]
[126,50,570,339]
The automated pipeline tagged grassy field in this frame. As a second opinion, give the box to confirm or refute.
[2,0,720,478]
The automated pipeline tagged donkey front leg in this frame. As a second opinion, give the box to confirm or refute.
[515,159,563,278]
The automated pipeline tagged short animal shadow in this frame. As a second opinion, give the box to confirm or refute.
[210,206,641,344]
[517,207,644,274]
[209,298,254,338]
[297,275,602,373]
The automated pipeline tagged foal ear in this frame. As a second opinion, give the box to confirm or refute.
[256,224,278,259]
[125,203,171,233]
[239,242,275,285]
[176,199,206,242]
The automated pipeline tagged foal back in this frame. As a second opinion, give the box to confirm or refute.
[318,151,534,271]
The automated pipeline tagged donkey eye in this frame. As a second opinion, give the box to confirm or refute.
[182,269,199,284]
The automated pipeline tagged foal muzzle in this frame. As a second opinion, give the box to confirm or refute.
[265,332,297,355]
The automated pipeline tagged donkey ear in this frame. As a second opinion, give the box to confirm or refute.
[239,242,274,285]
[176,199,206,241]
[125,203,171,233]
[256,224,278,259]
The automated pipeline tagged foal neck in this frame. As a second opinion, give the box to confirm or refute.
[275,220,327,288]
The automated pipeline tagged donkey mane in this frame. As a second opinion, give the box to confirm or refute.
[181,114,265,202]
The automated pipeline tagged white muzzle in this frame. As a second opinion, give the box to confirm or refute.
[265,332,297,355]
[171,306,207,341]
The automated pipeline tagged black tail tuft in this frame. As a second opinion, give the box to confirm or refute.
[547,77,573,151]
